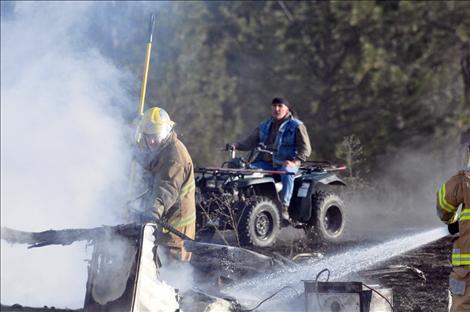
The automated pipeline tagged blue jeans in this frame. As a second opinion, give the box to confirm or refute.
[250,161,299,207]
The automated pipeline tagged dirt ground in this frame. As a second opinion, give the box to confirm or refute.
[211,227,455,311]
[358,237,453,312]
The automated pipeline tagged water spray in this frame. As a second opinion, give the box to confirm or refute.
[224,227,448,311]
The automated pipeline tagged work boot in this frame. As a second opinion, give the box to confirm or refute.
[282,205,290,220]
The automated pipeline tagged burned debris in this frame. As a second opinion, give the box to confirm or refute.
[1,224,142,249]
[1,224,254,312]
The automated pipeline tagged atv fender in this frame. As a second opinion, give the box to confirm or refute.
[236,177,276,187]
[236,178,280,202]
[290,180,315,222]
[290,177,345,222]
[316,175,346,186]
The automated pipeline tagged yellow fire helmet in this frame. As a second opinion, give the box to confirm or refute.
[136,107,175,149]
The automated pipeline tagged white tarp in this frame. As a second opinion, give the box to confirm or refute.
[131,223,179,312]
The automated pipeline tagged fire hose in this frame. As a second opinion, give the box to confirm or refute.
[153,216,193,241]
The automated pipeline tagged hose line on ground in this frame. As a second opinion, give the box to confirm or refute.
[240,268,331,312]
[315,268,331,312]
[361,283,394,312]
[239,268,394,312]
[315,268,331,283]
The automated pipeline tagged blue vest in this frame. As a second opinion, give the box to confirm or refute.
[258,116,302,166]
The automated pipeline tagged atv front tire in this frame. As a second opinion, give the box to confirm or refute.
[310,191,345,243]
[236,196,281,247]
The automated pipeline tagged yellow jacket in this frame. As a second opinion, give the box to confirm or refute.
[437,169,470,266]
[143,131,196,259]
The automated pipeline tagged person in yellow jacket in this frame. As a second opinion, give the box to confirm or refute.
[437,145,470,312]
[135,107,196,262]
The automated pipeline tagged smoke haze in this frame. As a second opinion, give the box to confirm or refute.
[1,1,464,309]
[344,143,462,241]
[1,2,135,307]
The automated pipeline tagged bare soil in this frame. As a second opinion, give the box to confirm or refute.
[358,237,453,312]
[213,227,455,311]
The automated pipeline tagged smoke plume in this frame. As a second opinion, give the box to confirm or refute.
[1,2,135,308]
[344,143,463,241]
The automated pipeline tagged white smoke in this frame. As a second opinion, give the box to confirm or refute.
[343,144,462,241]
[1,2,135,308]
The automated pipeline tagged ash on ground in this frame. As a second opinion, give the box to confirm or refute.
[358,237,452,312]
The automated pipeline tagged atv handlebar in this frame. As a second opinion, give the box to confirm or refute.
[223,143,274,159]
[224,144,237,160]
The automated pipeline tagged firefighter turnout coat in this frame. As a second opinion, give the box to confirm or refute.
[142,131,196,261]
[437,169,470,311]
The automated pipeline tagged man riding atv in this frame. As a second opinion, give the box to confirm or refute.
[229,97,312,220]
[197,97,346,247]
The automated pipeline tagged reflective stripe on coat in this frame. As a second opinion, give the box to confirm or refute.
[437,170,470,266]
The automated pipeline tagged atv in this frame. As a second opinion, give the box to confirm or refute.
[195,145,347,247]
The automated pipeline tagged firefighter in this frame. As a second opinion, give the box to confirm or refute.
[135,107,196,261]
[230,97,311,220]
[437,144,470,311]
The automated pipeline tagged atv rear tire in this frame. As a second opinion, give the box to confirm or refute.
[310,191,345,243]
[236,196,281,247]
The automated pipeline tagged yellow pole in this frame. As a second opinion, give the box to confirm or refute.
[138,14,156,116]
[126,14,156,221]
